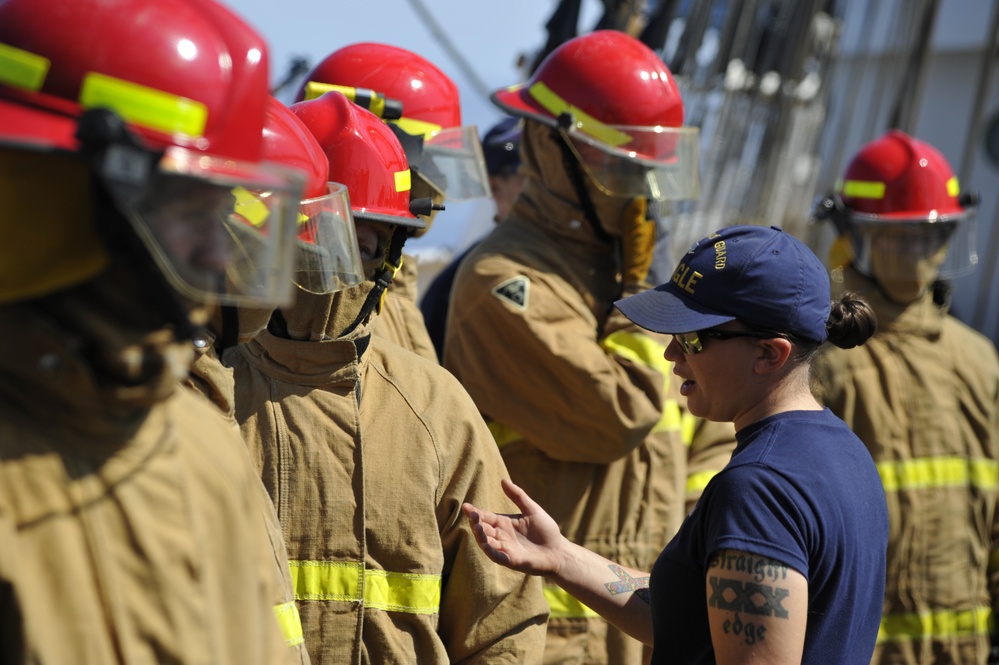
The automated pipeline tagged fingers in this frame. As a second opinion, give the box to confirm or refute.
[500,477,539,515]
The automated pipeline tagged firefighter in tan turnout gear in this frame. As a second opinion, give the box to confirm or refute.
[225,90,548,664]
[0,0,312,661]
[443,30,736,664]
[811,129,999,664]
[296,42,493,363]
[181,96,368,665]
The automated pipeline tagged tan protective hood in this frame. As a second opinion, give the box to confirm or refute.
[0,267,193,438]
[518,120,637,240]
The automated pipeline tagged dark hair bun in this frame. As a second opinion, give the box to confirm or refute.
[826,292,877,349]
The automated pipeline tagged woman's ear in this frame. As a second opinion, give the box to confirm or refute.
[753,337,794,374]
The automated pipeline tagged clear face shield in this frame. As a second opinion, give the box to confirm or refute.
[392,118,492,201]
[562,122,700,201]
[127,147,302,308]
[848,209,978,285]
[292,182,365,294]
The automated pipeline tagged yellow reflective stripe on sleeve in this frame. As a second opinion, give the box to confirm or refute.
[487,419,522,449]
[989,549,999,575]
[543,584,600,619]
[394,169,411,193]
[877,607,992,643]
[657,399,682,435]
[272,601,305,646]
[876,457,999,492]
[79,72,208,138]
[0,43,49,91]
[686,470,718,496]
[600,331,672,381]
[839,179,886,200]
[527,81,632,148]
[391,116,443,139]
[600,331,680,434]
[681,412,696,446]
[289,561,441,614]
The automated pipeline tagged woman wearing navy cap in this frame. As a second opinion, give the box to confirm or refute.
[463,225,889,664]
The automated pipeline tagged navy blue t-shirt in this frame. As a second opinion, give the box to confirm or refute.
[649,409,888,664]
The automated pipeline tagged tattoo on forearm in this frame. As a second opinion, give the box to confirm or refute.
[604,564,651,604]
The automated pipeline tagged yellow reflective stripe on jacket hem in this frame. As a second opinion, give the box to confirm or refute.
[877,606,992,643]
[273,601,304,646]
[289,561,441,614]
[876,457,999,492]
[544,584,600,619]
[600,331,680,435]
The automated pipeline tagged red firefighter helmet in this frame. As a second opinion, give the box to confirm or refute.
[297,43,490,202]
[256,97,363,294]
[0,0,304,306]
[492,30,699,200]
[291,91,425,231]
[833,129,978,279]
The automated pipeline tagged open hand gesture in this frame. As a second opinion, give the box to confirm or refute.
[462,478,567,577]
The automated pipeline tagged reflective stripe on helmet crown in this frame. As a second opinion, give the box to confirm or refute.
[0,43,48,91]
[528,81,632,148]
[80,72,207,138]
[839,179,886,200]
[391,115,443,139]
[394,168,411,192]
[840,176,960,201]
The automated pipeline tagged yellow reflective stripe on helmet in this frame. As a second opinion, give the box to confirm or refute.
[395,169,412,193]
[487,419,522,449]
[232,186,270,228]
[600,331,679,434]
[686,470,718,496]
[272,601,305,646]
[391,116,443,138]
[303,81,390,118]
[79,71,208,138]
[0,43,49,91]
[839,179,886,200]
[947,176,960,197]
[876,457,999,492]
[877,607,992,643]
[527,81,632,148]
[544,584,600,619]
[289,561,441,614]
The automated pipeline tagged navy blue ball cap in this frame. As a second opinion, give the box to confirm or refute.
[615,225,831,344]
[481,115,521,177]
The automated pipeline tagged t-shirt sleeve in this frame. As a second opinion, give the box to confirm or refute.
[698,463,813,578]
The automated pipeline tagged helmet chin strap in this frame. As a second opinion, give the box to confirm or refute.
[338,225,410,338]
[552,119,614,247]
[76,109,197,341]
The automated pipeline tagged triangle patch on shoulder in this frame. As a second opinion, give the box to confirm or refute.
[491,276,529,311]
